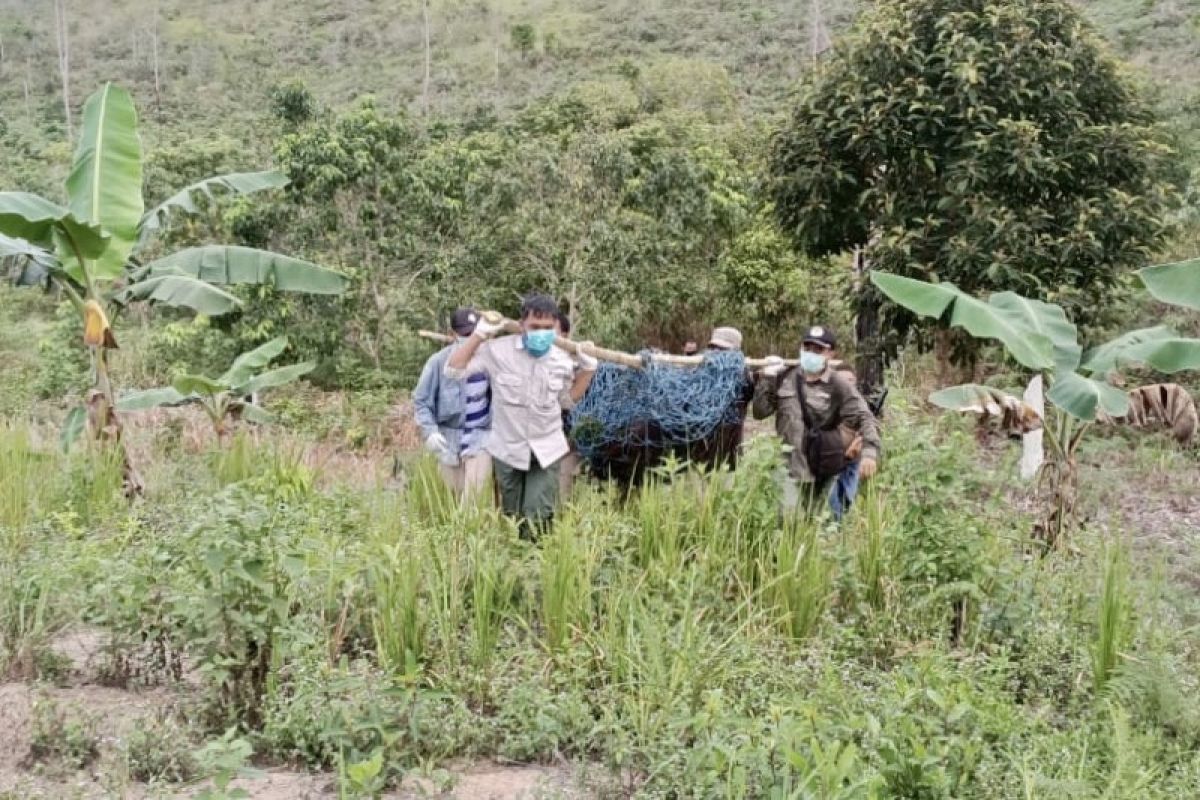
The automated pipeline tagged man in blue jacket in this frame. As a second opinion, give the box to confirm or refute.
[413,308,492,501]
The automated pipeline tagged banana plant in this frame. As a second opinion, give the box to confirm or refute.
[116,337,313,439]
[0,84,348,490]
[871,259,1200,545]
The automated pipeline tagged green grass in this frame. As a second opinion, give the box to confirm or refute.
[0,380,1197,795]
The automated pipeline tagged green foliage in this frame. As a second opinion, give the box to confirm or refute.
[1094,541,1133,692]
[269,81,317,127]
[123,710,201,783]
[118,336,315,436]
[25,695,100,770]
[34,301,90,400]
[772,0,1182,349]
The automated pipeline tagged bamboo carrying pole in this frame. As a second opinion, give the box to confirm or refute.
[418,314,800,370]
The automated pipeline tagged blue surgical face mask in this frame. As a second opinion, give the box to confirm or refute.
[523,329,556,357]
[800,350,827,375]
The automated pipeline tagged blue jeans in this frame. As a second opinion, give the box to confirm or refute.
[829,459,861,521]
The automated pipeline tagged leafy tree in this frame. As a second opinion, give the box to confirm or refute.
[510,24,536,61]
[871,259,1200,544]
[0,84,347,487]
[771,0,1182,385]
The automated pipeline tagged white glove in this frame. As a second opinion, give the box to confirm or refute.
[472,315,504,340]
[760,355,786,377]
[424,431,448,455]
[575,341,599,371]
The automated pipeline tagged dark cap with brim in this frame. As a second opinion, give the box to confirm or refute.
[802,325,836,349]
[451,307,480,336]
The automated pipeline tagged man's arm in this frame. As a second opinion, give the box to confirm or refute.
[446,316,504,378]
[566,342,598,405]
[446,336,484,378]
[751,374,780,420]
[412,354,441,439]
[839,380,881,475]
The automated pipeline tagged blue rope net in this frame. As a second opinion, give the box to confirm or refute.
[567,350,748,465]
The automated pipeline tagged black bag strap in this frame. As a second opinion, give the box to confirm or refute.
[795,371,816,431]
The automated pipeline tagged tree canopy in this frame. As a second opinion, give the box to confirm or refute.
[770,0,1183,338]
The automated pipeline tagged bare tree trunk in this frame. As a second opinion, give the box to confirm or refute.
[421,0,432,116]
[852,247,884,396]
[151,0,162,115]
[23,56,32,118]
[0,31,6,76]
[54,0,72,139]
[492,1,501,88]
[809,0,831,63]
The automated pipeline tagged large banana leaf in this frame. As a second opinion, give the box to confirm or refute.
[60,406,87,453]
[116,386,190,411]
[218,337,289,387]
[0,192,109,258]
[1138,259,1200,311]
[138,245,349,295]
[138,171,289,246]
[1082,326,1177,375]
[65,84,144,281]
[1046,372,1129,421]
[988,293,1081,371]
[1,233,60,286]
[172,374,226,397]
[237,402,276,425]
[870,272,1057,370]
[238,361,316,395]
[1116,337,1200,374]
[113,273,242,316]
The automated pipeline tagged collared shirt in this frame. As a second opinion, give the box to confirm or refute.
[445,334,576,471]
[752,366,881,481]
[413,343,491,466]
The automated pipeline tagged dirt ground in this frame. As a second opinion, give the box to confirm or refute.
[0,628,587,800]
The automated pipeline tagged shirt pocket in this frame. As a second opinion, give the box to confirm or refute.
[494,372,525,406]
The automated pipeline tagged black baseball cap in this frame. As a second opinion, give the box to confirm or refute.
[451,307,480,336]
[802,325,837,349]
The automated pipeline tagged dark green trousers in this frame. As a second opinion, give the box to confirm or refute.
[493,456,561,539]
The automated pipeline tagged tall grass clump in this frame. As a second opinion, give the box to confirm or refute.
[0,424,59,543]
[405,455,458,526]
[371,542,427,677]
[704,438,782,591]
[1093,540,1133,693]
[851,485,893,612]
[427,528,467,667]
[0,563,57,679]
[539,517,598,652]
[210,431,259,485]
[469,531,516,670]
[65,444,125,524]
[769,514,829,640]
[635,475,690,571]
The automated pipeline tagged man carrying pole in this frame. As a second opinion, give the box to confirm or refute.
[413,307,493,502]
[446,294,598,538]
[754,325,880,519]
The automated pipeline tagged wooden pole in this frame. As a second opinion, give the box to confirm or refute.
[417,325,799,370]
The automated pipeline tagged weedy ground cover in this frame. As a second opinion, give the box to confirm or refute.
[2,379,1200,798]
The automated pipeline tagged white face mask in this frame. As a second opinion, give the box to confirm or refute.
[800,350,827,375]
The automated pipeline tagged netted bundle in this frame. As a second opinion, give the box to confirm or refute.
[567,350,748,466]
